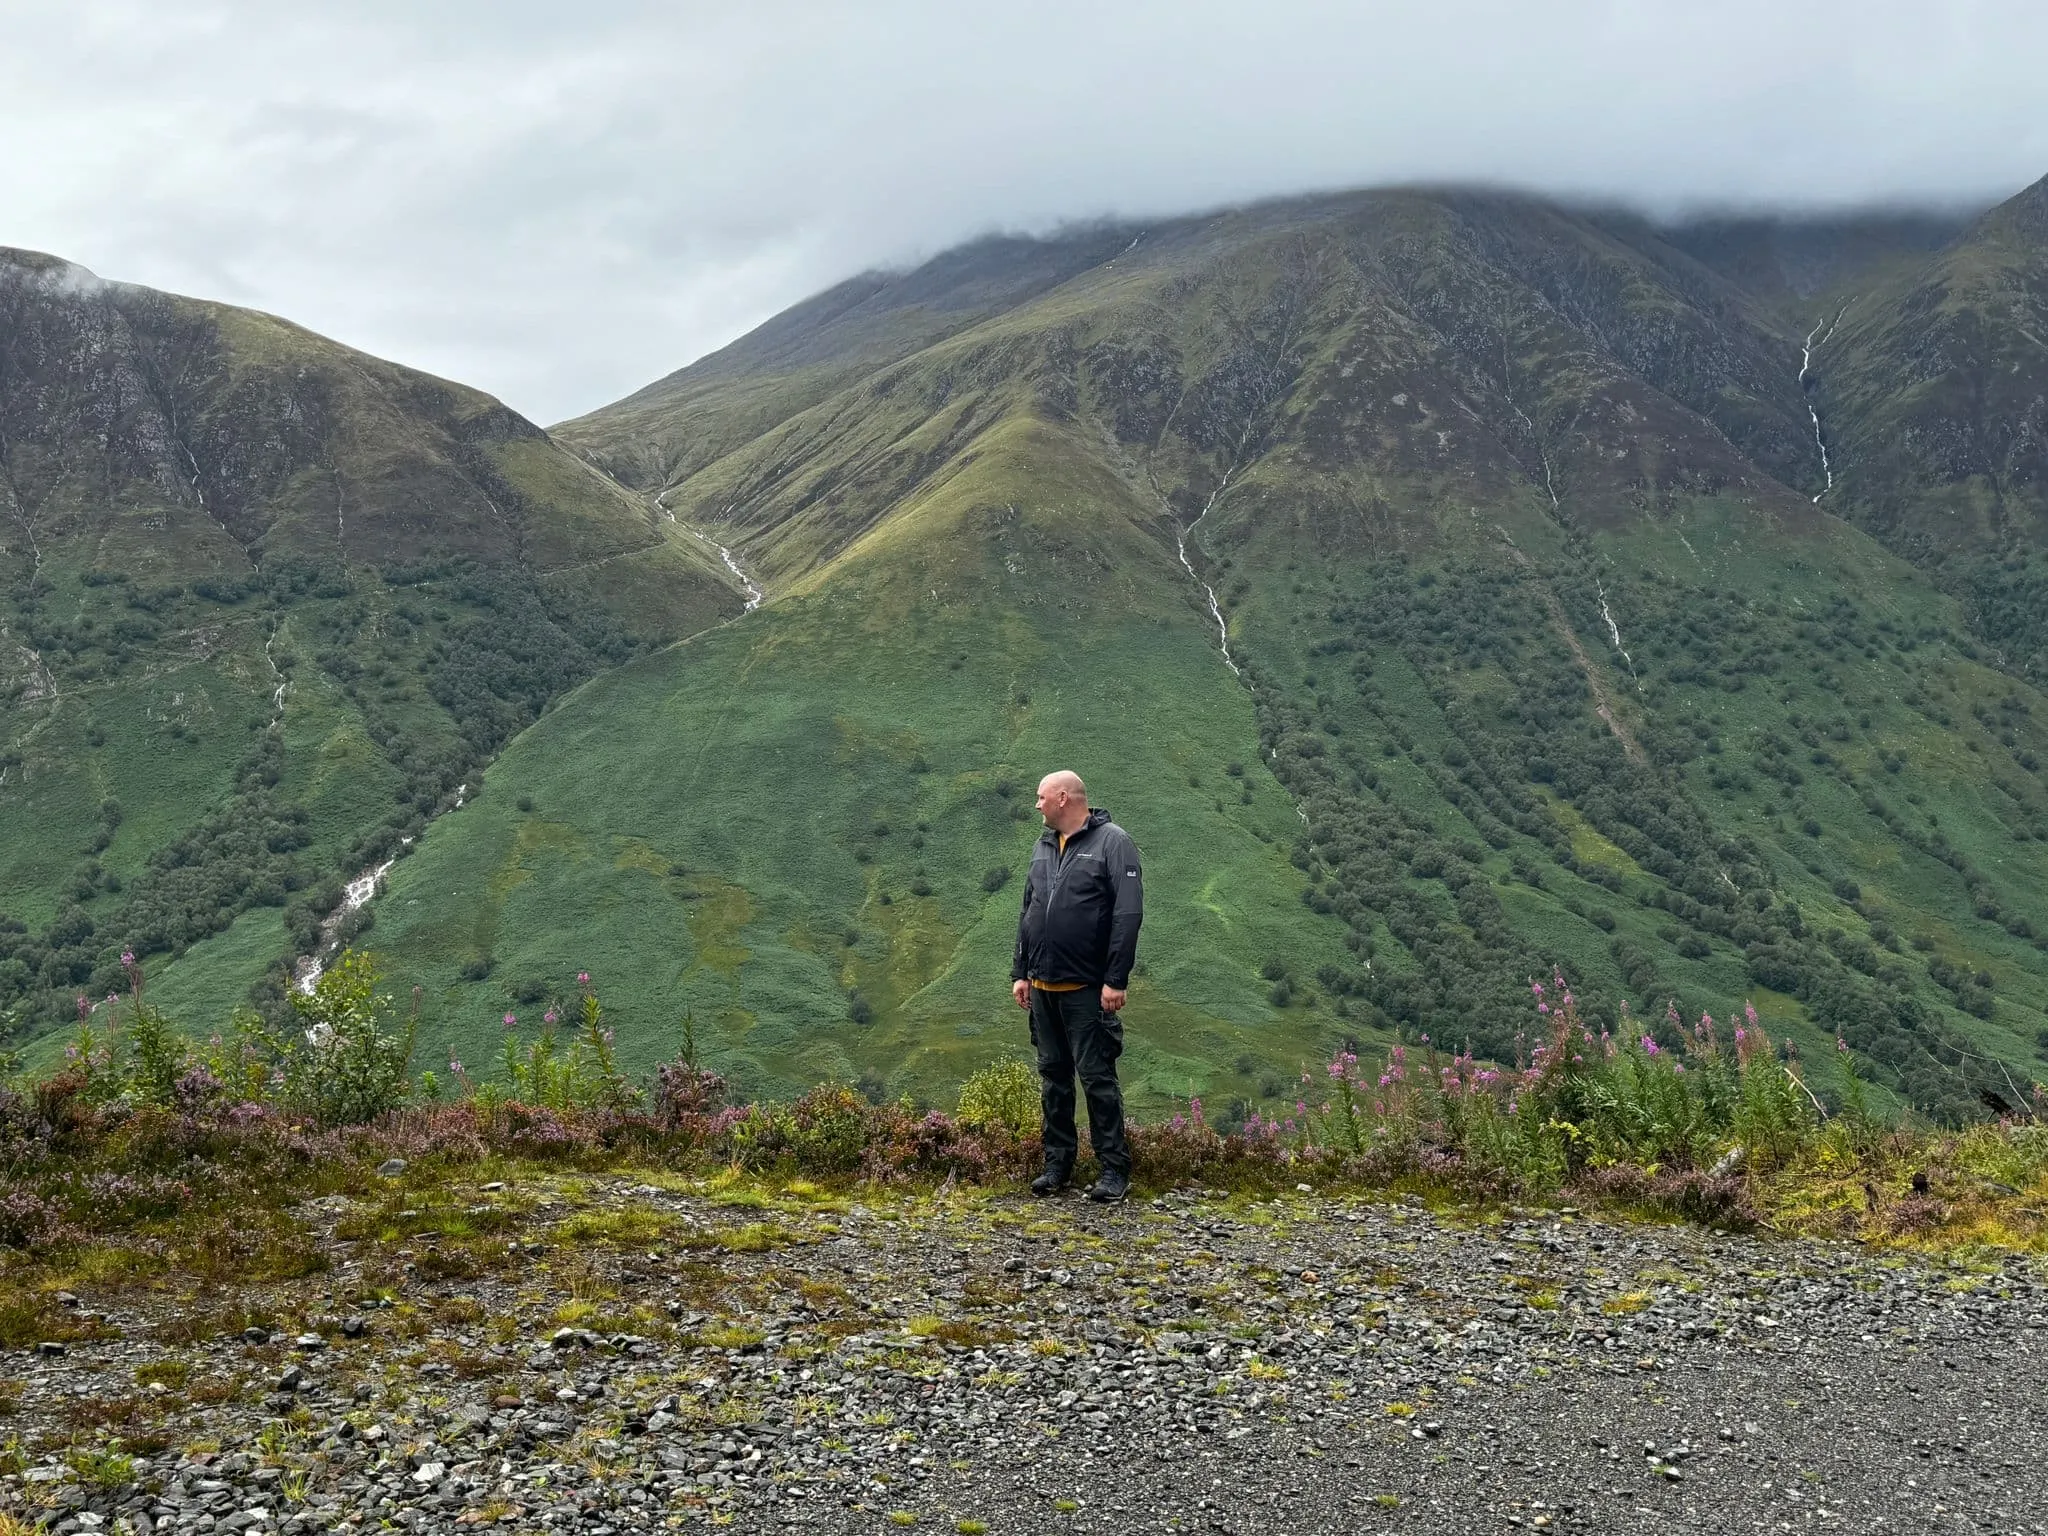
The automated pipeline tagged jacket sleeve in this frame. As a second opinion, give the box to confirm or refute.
[1011,855,1035,982]
[1103,829,1143,989]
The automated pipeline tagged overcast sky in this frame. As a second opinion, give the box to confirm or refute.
[5,0,2044,424]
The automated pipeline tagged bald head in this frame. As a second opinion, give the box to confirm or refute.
[1035,770,1090,835]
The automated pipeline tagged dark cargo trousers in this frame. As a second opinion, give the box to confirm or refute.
[1028,985,1130,1177]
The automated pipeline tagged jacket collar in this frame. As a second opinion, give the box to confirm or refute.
[1041,806,1110,846]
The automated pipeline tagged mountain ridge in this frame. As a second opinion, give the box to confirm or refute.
[7,175,2047,1127]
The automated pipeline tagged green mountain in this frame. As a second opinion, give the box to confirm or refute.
[362,181,2048,1122]
[0,250,742,1034]
[9,173,2048,1126]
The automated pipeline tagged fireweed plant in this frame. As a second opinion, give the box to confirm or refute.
[1280,974,1831,1187]
[465,971,639,1114]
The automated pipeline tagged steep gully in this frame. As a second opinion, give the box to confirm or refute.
[1799,305,1849,502]
[658,489,763,611]
[1175,475,1240,678]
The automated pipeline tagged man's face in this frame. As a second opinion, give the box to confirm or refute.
[1036,778,1065,827]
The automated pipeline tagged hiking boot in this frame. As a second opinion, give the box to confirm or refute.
[1030,1165,1073,1198]
[1085,1168,1130,1204]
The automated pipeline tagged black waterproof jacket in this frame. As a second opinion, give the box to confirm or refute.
[1010,808,1144,989]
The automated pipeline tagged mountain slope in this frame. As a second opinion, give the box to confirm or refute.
[354,184,2048,1120]
[0,250,743,1038]
[1800,178,2048,679]
[368,412,1360,1108]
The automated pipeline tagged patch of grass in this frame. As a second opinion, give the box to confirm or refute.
[1602,1291,1654,1317]
[0,1294,112,1351]
[691,1222,797,1254]
[433,1297,488,1327]
[696,1322,766,1351]
[64,1445,135,1490]
[906,1316,1014,1349]
[553,1206,677,1246]
[65,1396,158,1432]
[151,1304,275,1346]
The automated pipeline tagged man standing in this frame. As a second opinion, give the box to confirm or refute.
[1010,770,1143,1203]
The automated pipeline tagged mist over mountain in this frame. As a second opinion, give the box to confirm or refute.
[5,173,2047,1126]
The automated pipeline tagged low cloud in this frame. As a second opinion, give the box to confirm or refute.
[4,0,2042,422]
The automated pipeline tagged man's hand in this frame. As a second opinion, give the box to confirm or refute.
[1012,979,1032,1010]
[1100,985,1127,1012]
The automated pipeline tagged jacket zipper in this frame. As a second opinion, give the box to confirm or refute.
[1046,824,1087,913]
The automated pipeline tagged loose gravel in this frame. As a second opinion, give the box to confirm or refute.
[5,1177,2045,1534]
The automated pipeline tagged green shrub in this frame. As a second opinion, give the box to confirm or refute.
[123,1002,189,1108]
[956,1059,1041,1138]
[727,1084,870,1173]
[244,950,414,1126]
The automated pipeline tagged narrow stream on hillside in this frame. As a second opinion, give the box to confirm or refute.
[295,478,767,993]
[660,490,763,610]
[292,849,405,993]
[1798,305,1849,503]
[1172,473,1320,858]
[1175,477,1240,677]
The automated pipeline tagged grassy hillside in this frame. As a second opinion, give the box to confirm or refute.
[371,416,1357,1112]
[0,250,743,1040]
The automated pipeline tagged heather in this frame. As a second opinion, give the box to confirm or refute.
[5,951,2047,1330]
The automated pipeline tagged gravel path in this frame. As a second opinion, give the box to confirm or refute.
[5,1178,2044,1534]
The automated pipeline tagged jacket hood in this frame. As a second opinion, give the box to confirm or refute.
[1040,806,1111,843]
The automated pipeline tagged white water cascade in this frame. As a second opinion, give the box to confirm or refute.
[1595,580,1641,690]
[1175,478,1240,677]
[1798,306,1848,503]
[660,491,762,611]
[293,847,406,993]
